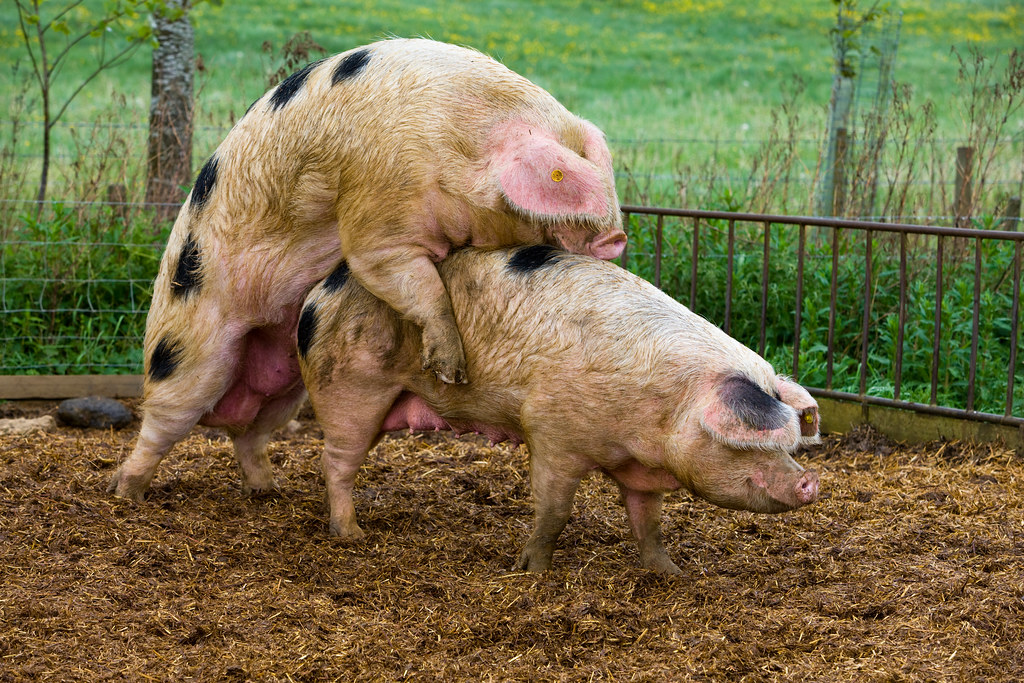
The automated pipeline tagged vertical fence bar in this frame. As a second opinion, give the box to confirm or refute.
[930,236,944,406]
[793,223,806,379]
[653,214,663,290]
[689,217,700,310]
[827,228,840,389]
[894,233,908,400]
[760,222,771,356]
[620,211,631,271]
[967,238,983,412]
[1006,240,1022,417]
[725,219,735,335]
[859,229,873,396]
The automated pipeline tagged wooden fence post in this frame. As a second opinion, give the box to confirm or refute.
[954,146,974,228]
[832,127,849,216]
[1002,196,1021,231]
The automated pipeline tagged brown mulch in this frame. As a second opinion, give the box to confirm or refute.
[1,402,1022,681]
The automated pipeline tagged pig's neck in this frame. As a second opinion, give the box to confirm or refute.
[429,186,542,251]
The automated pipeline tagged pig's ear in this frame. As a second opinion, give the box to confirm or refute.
[700,374,801,451]
[777,377,822,445]
[492,120,613,221]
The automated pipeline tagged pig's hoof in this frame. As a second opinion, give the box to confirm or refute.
[106,471,148,503]
[241,473,280,497]
[329,521,366,542]
[513,546,553,572]
[642,554,683,576]
[422,353,468,385]
[242,480,280,497]
[421,335,468,384]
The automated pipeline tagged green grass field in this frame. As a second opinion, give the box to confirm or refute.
[1,0,1020,183]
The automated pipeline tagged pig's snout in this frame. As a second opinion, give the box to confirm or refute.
[586,230,627,261]
[748,464,820,512]
[795,470,819,506]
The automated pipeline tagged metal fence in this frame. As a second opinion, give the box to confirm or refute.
[620,206,1024,429]
[2,204,1022,435]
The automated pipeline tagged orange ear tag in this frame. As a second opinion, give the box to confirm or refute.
[551,169,564,182]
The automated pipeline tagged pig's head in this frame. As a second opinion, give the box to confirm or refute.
[683,374,821,514]
[484,118,626,260]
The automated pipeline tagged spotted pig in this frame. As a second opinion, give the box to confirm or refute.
[299,246,821,574]
[109,39,625,500]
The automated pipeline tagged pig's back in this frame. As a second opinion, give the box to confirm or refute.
[441,246,725,374]
[429,246,774,420]
[215,39,567,188]
[191,38,579,245]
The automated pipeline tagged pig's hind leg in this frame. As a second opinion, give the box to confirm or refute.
[109,317,248,501]
[312,380,404,540]
[229,382,308,495]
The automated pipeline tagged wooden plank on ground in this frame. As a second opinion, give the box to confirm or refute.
[0,375,143,400]
[818,397,1023,452]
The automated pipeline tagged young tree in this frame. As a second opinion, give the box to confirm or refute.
[818,0,891,216]
[145,0,194,222]
[14,0,158,207]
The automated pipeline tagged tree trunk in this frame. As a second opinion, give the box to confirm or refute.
[145,0,194,225]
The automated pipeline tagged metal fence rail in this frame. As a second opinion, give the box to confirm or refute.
[3,204,1023,438]
[620,206,1024,429]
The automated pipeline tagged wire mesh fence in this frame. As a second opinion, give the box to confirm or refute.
[1,201,164,375]
[3,201,1022,434]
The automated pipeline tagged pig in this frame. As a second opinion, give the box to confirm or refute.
[298,245,821,574]
[108,38,626,501]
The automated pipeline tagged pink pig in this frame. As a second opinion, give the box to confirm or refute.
[109,39,626,501]
[299,246,821,574]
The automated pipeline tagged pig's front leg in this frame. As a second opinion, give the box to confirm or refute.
[616,483,681,575]
[345,246,467,385]
[514,449,590,572]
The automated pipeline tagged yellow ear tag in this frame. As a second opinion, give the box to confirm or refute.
[551,169,564,182]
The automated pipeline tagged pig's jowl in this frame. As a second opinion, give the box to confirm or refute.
[299,246,821,575]
[109,39,626,501]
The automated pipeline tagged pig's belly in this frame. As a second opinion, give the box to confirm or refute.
[200,320,302,429]
[602,459,683,494]
[381,392,524,446]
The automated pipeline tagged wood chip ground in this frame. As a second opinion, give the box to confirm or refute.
[1,402,1022,681]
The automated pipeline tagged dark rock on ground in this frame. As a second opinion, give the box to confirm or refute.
[57,396,134,429]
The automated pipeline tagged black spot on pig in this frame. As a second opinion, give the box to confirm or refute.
[269,59,325,111]
[149,337,183,382]
[190,156,218,212]
[507,245,564,273]
[170,232,203,298]
[331,49,371,85]
[297,302,320,359]
[321,261,351,293]
[719,375,790,431]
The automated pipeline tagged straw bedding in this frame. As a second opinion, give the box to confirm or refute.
[1,401,1021,681]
